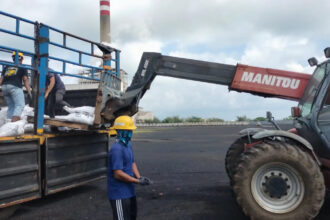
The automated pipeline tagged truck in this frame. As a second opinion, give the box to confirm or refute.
[0,11,118,219]
[1,10,329,220]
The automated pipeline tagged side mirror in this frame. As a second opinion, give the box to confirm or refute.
[308,57,318,67]
[324,47,330,58]
[266,111,272,121]
[291,106,301,118]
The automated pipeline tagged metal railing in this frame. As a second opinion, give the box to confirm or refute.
[0,10,120,134]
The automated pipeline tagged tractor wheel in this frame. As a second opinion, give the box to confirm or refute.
[232,141,325,220]
[225,136,248,180]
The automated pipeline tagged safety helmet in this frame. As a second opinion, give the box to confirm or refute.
[113,116,137,130]
[12,51,24,58]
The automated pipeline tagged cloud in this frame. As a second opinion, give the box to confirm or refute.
[114,40,163,79]
[138,33,315,120]
[139,76,297,120]
[240,33,315,69]
[124,0,330,50]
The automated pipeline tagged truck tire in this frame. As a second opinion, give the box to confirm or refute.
[232,141,325,220]
[225,136,248,180]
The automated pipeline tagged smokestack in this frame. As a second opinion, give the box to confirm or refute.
[100,0,110,43]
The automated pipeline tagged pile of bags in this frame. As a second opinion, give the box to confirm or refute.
[0,117,26,137]
[0,106,36,137]
[0,105,95,137]
[56,106,95,125]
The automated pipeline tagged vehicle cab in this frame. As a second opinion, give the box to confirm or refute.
[294,48,330,159]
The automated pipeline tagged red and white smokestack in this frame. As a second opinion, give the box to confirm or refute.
[100,0,110,43]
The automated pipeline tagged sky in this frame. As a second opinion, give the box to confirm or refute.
[1,0,330,120]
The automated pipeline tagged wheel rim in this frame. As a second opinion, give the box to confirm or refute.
[251,162,305,214]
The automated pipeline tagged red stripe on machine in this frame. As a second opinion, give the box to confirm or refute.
[100,1,110,6]
[100,10,110,15]
[230,64,311,101]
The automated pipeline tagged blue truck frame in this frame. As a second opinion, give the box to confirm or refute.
[0,10,121,133]
[0,11,118,214]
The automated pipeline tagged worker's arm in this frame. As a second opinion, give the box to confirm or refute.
[45,76,55,98]
[23,75,31,93]
[132,162,141,179]
[0,76,3,86]
[133,162,152,185]
[113,169,139,184]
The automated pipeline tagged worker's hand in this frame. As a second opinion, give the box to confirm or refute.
[137,176,152,185]
[44,92,49,99]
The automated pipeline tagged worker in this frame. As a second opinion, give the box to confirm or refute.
[108,115,152,220]
[45,71,71,118]
[0,52,31,122]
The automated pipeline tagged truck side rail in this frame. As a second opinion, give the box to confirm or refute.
[0,10,121,133]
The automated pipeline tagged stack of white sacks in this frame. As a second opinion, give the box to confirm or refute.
[0,105,36,137]
[56,106,95,125]
[0,105,95,137]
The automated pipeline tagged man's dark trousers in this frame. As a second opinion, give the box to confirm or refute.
[45,88,70,118]
[109,196,137,220]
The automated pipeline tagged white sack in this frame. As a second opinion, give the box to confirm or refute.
[23,123,34,133]
[63,106,95,116]
[0,105,92,136]
[55,112,94,125]
[21,105,50,119]
[24,123,52,133]
[21,105,35,121]
[0,120,26,137]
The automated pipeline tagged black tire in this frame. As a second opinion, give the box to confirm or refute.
[232,141,325,220]
[0,205,19,220]
[225,136,248,180]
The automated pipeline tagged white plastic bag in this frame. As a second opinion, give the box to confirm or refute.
[21,105,35,120]
[60,105,95,125]
[63,106,95,116]
[0,120,26,137]
[23,123,34,133]
[55,112,94,125]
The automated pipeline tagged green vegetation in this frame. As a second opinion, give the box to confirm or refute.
[185,116,204,123]
[236,115,250,122]
[142,116,227,123]
[143,117,161,123]
[206,117,224,122]
[282,116,294,120]
[253,117,267,121]
[162,116,184,123]
[141,115,270,123]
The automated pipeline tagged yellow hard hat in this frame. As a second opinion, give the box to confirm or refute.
[12,51,24,58]
[113,115,137,130]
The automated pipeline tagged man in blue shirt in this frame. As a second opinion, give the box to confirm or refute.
[45,71,71,118]
[108,115,151,220]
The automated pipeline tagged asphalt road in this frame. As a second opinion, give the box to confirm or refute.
[8,125,330,220]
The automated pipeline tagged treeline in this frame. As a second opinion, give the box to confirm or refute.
[140,115,293,124]
[236,115,293,121]
[141,116,224,124]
